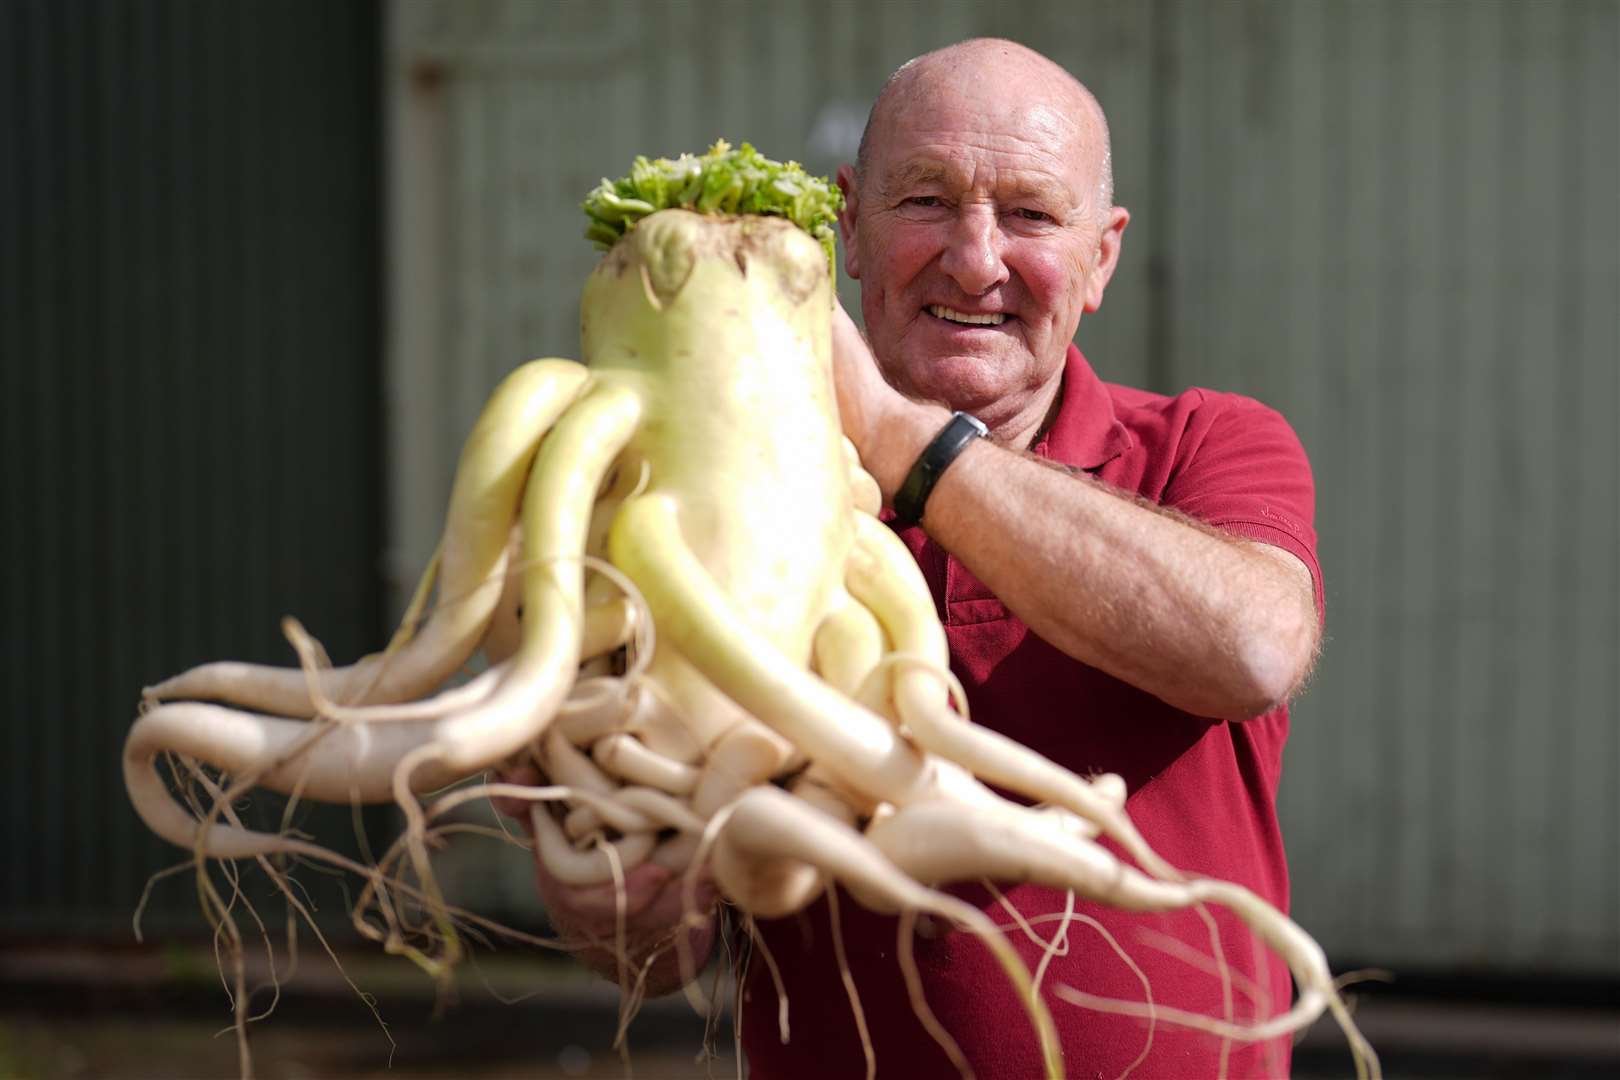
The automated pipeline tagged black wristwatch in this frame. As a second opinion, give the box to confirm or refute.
[891,411,989,528]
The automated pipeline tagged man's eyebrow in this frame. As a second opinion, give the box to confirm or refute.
[1005,175,1071,207]
[880,160,951,194]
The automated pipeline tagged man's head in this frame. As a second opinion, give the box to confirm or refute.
[837,39,1127,438]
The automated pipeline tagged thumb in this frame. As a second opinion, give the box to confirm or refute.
[829,300,883,454]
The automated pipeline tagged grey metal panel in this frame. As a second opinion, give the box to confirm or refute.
[2,0,385,934]
[387,0,1618,974]
[1159,0,1619,973]
[1560,0,1620,961]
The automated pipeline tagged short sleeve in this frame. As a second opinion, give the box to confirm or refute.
[1162,391,1323,619]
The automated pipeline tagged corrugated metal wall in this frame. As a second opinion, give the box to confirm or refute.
[1162,1,1619,975]
[2,0,384,934]
[388,0,1618,977]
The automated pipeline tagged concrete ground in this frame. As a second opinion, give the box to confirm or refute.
[1,942,1614,1078]
[2,942,734,1080]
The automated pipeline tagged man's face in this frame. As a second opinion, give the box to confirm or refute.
[838,79,1125,428]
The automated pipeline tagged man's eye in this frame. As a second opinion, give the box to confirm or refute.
[1013,208,1052,223]
[903,196,944,209]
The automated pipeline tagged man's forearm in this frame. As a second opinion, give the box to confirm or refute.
[926,439,1317,718]
[862,398,1318,719]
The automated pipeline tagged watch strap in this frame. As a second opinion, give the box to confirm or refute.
[891,411,988,528]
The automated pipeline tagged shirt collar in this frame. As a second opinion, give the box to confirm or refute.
[1030,343,1132,470]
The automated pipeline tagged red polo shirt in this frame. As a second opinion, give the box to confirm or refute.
[740,346,1322,1079]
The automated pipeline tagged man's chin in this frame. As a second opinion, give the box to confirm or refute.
[892,361,1019,416]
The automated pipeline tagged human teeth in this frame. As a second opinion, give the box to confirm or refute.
[928,305,1006,326]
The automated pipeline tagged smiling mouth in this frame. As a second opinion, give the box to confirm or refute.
[927,304,1008,327]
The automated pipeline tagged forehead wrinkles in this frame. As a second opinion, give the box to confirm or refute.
[873,92,1088,197]
[877,127,1084,209]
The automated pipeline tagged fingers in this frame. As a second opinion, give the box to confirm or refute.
[829,300,953,501]
[829,300,885,462]
[534,851,718,930]
[490,760,544,823]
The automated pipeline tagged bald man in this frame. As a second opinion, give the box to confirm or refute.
[533,39,1323,1079]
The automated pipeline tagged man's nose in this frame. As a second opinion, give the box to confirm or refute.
[938,206,1009,295]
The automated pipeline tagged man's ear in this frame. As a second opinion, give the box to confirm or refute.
[835,164,862,280]
[1083,205,1129,313]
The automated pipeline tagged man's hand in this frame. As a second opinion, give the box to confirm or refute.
[830,300,949,502]
[494,761,721,996]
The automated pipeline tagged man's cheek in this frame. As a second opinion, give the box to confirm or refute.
[870,225,937,284]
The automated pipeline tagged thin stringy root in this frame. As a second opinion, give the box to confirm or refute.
[137,759,610,1079]
[128,559,632,1069]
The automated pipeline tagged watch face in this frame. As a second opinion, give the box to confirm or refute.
[954,411,989,439]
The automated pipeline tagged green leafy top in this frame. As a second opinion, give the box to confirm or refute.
[582,140,843,276]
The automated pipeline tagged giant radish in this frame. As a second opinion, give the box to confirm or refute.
[126,142,1376,1079]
